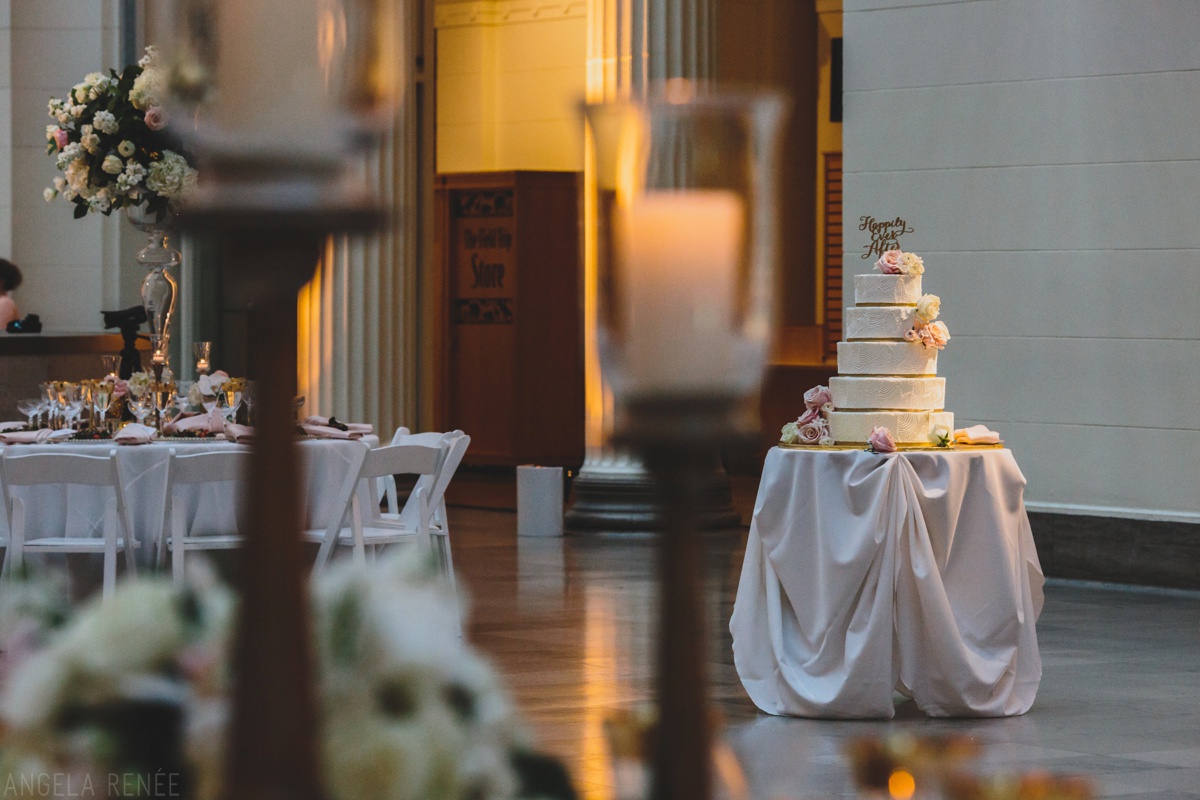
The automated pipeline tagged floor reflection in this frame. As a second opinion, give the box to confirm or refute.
[454,505,1200,800]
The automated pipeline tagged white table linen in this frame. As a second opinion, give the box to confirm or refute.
[0,437,378,563]
[731,447,1043,719]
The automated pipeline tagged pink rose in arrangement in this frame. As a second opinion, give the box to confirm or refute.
[919,320,950,350]
[52,127,69,150]
[803,384,833,411]
[867,425,897,453]
[111,378,129,397]
[875,249,903,274]
[144,106,168,131]
[797,407,820,426]
[798,418,828,444]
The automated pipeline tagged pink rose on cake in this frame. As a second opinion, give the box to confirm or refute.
[874,249,903,274]
[867,425,897,453]
[797,407,821,426]
[803,384,832,411]
[798,417,829,444]
[919,320,950,350]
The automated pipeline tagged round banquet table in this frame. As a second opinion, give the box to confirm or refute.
[0,436,379,567]
[730,445,1044,719]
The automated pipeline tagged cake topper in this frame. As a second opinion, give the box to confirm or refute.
[859,216,914,260]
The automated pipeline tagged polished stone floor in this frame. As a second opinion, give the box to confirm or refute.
[450,505,1200,800]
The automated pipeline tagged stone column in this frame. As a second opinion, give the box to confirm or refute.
[566,0,739,532]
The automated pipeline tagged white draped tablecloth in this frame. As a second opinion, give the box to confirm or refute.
[731,446,1044,719]
[0,437,378,563]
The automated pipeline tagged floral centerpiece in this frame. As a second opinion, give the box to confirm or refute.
[43,47,196,221]
[0,556,575,800]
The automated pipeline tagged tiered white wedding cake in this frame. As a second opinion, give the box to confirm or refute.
[827,250,953,445]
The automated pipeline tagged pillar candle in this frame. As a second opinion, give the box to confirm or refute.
[215,0,336,145]
[620,190,745,396]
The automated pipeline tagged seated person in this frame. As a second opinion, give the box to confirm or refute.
[0,259,21,328]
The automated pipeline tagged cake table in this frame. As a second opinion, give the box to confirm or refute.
[730,445,1043,719]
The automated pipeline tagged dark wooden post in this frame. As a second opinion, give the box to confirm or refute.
[184,207,381,800]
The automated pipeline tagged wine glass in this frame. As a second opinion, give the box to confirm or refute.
[93,382,114,433]
[101,354,120,379]
[40,382,60,429]
[221,383,243,423]
[58,383,85,429]
[16,399,40,430]
[153,383,177,432]
[241,382,255,425]
[129,392,155,427]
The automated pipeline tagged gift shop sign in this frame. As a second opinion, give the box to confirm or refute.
[451,189,515,324]
[859,215,914,260]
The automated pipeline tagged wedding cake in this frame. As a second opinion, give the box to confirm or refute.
[827,250,953,444]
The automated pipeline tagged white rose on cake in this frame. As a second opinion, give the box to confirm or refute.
[899,252,925,275]
[915,294,941,323]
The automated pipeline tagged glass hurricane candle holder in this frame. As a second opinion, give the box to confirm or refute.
[583,82,788,429]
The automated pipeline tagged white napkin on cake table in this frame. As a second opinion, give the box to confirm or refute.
[114,423,157,445]
[0,428,75,445]
[303,415,373,435]
[953,424,1000,445]
[0,421,28,432]
[301,423,368,440]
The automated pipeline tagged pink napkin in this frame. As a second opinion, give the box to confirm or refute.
[953,425,1000,445]
[114,423,157,445]
[0,428,75,444]
[223,422,256,443]
[165,409,225,435]
[303,415,373,435]
[301,423,367,440]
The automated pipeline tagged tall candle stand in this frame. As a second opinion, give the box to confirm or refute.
[584,84,788,800]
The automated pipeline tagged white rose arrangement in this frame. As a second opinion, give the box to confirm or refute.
[44,47,197,221]
[906,294,951,351]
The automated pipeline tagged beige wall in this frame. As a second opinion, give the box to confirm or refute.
[435,0,586,173]
[843,0,1200,521]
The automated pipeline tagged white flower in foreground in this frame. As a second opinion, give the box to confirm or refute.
[130,66,165,110]
[43,187,56,202]
[118,139,136,157]
[80,131,101,154]
[915,293,941,323]
[780,421,800,444]
[101,154,124,174]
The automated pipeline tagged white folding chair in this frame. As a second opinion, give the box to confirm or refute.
[303,442,441,571]
[0,448,136,599]
[158,447,253,584]
[380,429,470,601]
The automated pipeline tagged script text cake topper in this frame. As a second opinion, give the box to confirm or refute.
[859,216,914,259]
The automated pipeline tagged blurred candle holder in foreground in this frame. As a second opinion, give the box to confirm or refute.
[583,82,788,800]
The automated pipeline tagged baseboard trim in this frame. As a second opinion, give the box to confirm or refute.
[1029,511,1200,591]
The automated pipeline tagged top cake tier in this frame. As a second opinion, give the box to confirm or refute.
[855,274,921,305]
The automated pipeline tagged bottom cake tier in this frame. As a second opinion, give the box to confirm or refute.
[827,410,954,445]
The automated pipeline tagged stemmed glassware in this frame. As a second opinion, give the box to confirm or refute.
[221,380,243,424]
[92,381,114,433]
[40,382,60,429]
[242,382,255,426]
[153,382,177,433]
[101,354,120,380]
[16,399,41,430]
[129,391,156,428]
